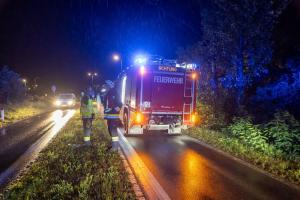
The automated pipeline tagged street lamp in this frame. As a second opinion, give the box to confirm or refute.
[87,72,98,86]
[22,79,27,87]
[112,54,123,70]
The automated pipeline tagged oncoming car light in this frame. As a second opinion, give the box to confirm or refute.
[55,100,61,106]
[67,100,74,105]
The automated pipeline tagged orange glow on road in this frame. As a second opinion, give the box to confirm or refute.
[177,149,217,199]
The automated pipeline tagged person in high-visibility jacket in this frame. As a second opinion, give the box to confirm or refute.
[80,94,95,146]
[103,88,121,151]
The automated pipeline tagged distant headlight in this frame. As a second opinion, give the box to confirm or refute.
[67,100,74,105]
[55,100,61,106]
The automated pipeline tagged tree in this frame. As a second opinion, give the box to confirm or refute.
[0,66,26,103]
[179,0,289,118]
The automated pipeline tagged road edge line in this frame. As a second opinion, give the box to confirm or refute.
[117,128,171,200]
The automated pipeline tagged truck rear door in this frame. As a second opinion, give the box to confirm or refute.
[150,71,184,114]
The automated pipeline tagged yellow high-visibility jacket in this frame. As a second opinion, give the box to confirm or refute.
[80,99,95,118]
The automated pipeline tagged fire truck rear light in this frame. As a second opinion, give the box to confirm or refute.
[191,113,200,125]
[191,72,197,80]
[191,114,198,124]
[191,114,196,123]
[135,112,143,124]
[140,66,146,76]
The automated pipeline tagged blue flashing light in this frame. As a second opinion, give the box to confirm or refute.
[134,55,148,65]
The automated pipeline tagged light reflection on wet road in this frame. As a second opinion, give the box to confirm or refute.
[0,109,75,185]
[126,134,300,200]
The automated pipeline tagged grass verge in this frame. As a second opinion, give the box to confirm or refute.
[1,100,51,127]
[0,112,135,199]
[184,127,300,186]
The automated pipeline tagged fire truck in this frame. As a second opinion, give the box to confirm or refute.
[112,56,199,134]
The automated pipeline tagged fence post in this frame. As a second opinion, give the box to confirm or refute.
[0,108,4,128]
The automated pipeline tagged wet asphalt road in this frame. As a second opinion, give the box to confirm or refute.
[126,134,300,200]
[0,109,75,185]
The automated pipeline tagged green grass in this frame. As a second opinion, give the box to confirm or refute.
[0,112,135,200]
[0,100,50,127]
[184,127,300,186]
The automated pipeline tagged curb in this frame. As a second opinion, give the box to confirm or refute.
[119,150,146,200]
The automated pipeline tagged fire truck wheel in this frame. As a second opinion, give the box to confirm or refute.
[124,113,129,135]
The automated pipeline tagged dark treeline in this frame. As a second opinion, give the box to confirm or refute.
[178,0,300,126]
[0,66,25,104]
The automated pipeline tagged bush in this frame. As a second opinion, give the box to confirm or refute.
[263,111,300,160]
[197,102,226,129]
[0,99,51,126]
[0,66,25,104]
[228,118,272,153]
[185,126,300,185]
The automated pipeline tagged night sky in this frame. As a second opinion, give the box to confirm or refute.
[0,0,299,93]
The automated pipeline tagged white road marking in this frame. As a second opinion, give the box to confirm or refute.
[117,128,171,200]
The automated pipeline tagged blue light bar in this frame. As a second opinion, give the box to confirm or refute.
[134,55,148,65]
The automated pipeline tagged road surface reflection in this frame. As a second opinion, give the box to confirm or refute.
[0,109,75,186]
[126,134,300,200]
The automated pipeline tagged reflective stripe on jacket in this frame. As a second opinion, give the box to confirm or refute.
[104,113,119,119]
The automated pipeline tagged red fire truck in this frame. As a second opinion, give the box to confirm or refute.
[113,56,199,134]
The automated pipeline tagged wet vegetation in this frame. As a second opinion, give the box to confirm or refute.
[0,100,50,127]
[186,111,300,186]
[0,67,51,127]
[0,113,134,199]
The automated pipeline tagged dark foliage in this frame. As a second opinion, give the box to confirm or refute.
[0,66,25,104]
[178,0,295,123]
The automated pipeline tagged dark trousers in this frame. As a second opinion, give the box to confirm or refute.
[82,118,93,144]
[107,120,119,150]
